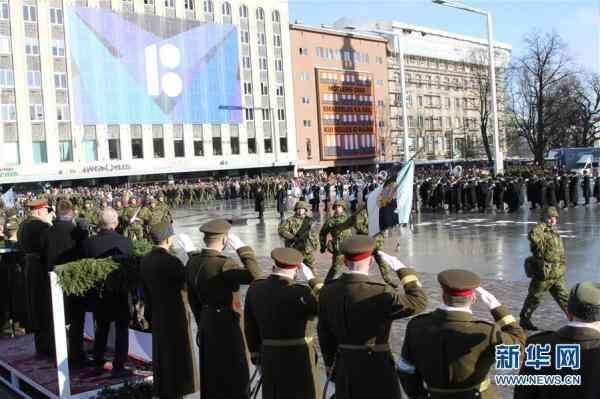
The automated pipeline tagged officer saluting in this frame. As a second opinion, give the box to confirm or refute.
[398,269,526,398]
[515,281,600,399]
[244,248,324,399]
[318,236,427,399]
[186,219,261,399]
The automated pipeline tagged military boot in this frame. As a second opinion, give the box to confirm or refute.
[519,313,539,331]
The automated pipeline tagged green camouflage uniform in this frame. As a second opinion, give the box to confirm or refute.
[121,206,144,241]
[139,205,172,239]
[278,215,318,270]
[319,212,352,282]
[520,209,569,327]
[78,206,99,227]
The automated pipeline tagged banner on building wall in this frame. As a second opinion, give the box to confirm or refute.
[65,6,242,124]
[316,68,376,161]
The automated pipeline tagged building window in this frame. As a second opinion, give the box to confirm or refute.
[274,59,283,71]
[153,125,164,158]
[280,136,287,152]
[273,34,281,47]
[49,8,63,24]
[25,38,39,55]
[164,0,175,8]
[212,125,222,155]
[299,47,308,55]
[244,108,254,121]
[306,138,312,159]
[239,4,248,18]
[222,2,231,15]
[303,120,311,128]
[173,125,185,158]
[299,72,309,81]
[203,0,213,13]
[260,82,268,95]
[23,5,37,22]
[27,71,41,88]
[256,7,264,20]
[417,96,422,107]
[59,140,72,162]
[184,0,194,10]
[261,109,270,121]
[241,30,249,44]
[302,96,310,104]
[0,104,15,121]
[272,10,280,22]
[276,86,284,96]
[230,125,240,155]
[257,32,266,46]
[277,109,285,121]
[192,124,204,156]
[57,104,70,121]
[243,82,252,95]
[29,104,43,121]
[258,57,267,70]
[108,125,121,160]
[54,73,67,89]
[264,135,272,153]
[0,36,9,54]
[32,140,47,164]
[0,2,8,19]
[83,126,97,162]
[131,125,144,159]
[51,40,65,57]
[242,56,251,69]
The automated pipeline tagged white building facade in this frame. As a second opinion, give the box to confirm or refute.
[0,0,296,184]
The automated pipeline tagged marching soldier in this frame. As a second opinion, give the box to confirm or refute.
[319,200,352,283]
[520,207,569,330]
[318,236,427,399]
[278,201,318,271]
[398,269,526,398]
[79,199,99,227]
[186,219,261,399]
[121,198,144,241]
[515,281,600,399]
[17,199,53,356]
[244,248,323,399]
[139,197,171,238]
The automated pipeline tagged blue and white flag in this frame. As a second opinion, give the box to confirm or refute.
[367,160,415,236]
[1,188,15,208]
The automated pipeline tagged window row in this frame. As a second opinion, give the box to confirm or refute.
[0,103,70,122]
[314,47,371,65]
[396,94,478,110]
[321,93,374,104]
[242,82,285,97]
[319,71,373,85]
[404,73,480,91]
[405,55,482,74]
[240,30,281,49]
[322,113,374,124]
[403,115,480,131]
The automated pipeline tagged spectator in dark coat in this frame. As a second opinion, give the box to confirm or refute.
[82,207,134,378]
[275,184,287,219]
[570,174,580,207]
[254,187,265,219]
[40,200,89,367]
[140,223,195,399]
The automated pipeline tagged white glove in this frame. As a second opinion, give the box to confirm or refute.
[300,263,315,280]
[377,250,407,272]
[476,287,501,310]
[171,234,197,265]
[226,233,245,251]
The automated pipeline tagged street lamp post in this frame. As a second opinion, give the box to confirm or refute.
[432,0,504,175]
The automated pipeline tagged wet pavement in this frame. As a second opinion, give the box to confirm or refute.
[173,199,600,399]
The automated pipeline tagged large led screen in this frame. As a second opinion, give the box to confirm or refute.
[65,7,242,124]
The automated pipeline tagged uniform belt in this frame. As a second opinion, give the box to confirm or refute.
[426,378,491,394]
[338,343,391,352]
[262,336,314,347]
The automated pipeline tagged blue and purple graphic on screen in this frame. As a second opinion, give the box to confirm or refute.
[65,7,242,124]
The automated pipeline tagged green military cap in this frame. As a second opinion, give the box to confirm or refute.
[4,220,18,232]
[568,282,600,322]
[438,269,480,296]
[294,201,309,211]
[149,222,175,244]
[271,247,303,269]
[333,200,346,209]
[200,219,231,238]
[26,199,49,210]
[541,206,559,220]
[340,235,375,260]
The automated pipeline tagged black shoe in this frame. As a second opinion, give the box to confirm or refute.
[110,368,134,379]
[519,318,538,331]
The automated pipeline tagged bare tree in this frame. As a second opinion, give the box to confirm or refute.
[507,31,575,165]
[570,73,600,146]
[466,49,494,166]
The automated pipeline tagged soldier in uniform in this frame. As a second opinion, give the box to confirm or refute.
[79,199,99,227]
[398,269,526,398]
[244,248,323,399]
[139,197,171,239]
[520,206,569,330]
[17,199,52,356]
[278,201,318,271]
[186,219,261,399]
[319,200,352,283]
[318,235,427,399]
[121,198,144,241]
[515,281,600,399]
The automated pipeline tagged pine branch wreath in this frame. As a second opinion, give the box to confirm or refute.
[55,258,120,297]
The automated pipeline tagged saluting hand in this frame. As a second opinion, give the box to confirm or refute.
[476,287,501,310]
[300,263,315,280]
[377,250,407,271]
[226,233,246,251]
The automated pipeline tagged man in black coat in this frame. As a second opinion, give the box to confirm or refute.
[82,207,134,378]
[570,174,580,207]
[582,170,592,205]
[40,200,89,367]
[140,223,195,399]
[275,184,286,220]
[254,187,265,220]
[17,199,52,356]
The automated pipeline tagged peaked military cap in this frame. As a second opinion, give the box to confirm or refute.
[271,247,303,269]
[333,200,346,209]
[568,281,600,322]
[341,235,375,261]
[438,269,480,297]
[149,222,174,244]
[294,201,309,211]
[200,219,231,238]
[4,220,17,231]
[26,199,48,210]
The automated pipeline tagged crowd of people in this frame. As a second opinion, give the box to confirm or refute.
[0,166,599,399]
